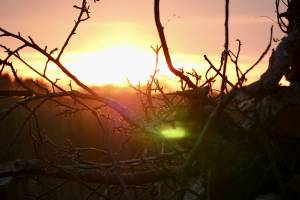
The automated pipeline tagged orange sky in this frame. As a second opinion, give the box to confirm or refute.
[0,0,285,89]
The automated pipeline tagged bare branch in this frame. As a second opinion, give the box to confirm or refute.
[242,26,273,82]
[220,0,230,95]
[154,0,197,89]
[0,159,198,185]
[57,0,90,60]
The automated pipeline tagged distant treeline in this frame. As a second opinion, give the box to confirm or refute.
[0,73,49,94]
[0,73,151,163]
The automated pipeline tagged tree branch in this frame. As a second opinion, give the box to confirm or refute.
[0,159,197,185]
[154,0,197,89]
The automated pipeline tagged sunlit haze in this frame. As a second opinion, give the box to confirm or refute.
[0,0,285,88]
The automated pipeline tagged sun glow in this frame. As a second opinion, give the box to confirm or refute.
[15,45,268,90]
[64,45,158,86]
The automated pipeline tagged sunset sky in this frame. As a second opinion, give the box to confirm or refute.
[0,0,285,88]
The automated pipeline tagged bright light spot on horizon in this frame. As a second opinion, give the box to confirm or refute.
[64,45,159,86]
[160,126,187,139]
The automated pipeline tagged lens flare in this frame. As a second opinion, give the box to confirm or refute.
[160,127,186,139]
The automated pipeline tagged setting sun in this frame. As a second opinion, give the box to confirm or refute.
[65,45,157,85]
[1,0,297,199]
[0,0,281,88]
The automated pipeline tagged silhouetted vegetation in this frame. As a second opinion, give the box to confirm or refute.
[1,0,300,200]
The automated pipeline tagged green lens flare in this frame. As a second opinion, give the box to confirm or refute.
[160,127,186,139]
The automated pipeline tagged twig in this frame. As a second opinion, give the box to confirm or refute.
[241,26,273,82]
[57,0,90,60]
[204,55,234,88]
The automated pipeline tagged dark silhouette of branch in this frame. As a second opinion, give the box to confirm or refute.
[276,0,289,33]
[0,159,197,185]
[220,0,230,95]
[228,39,243,81]
[1,0,298,199]
[241,26,273,83]
[0,28,160,137]
[245,30,298,94]
[0,90,33,97]
[154,0,197,89]
[204,55,234,88]
[57,0,90,60]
